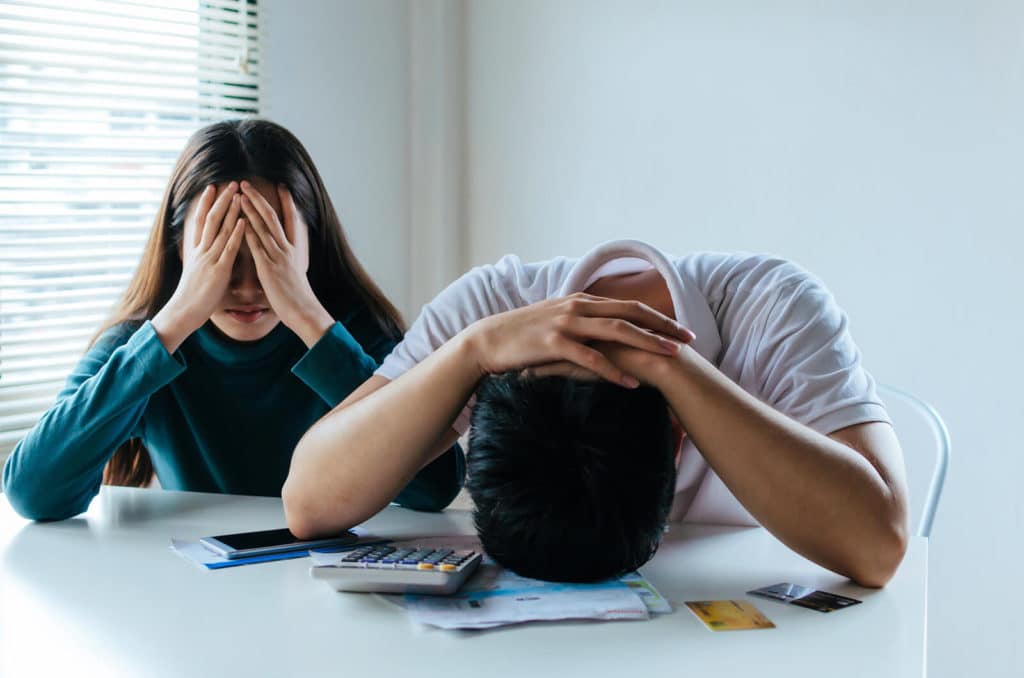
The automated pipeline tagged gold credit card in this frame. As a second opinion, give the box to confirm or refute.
[685,600,776,631]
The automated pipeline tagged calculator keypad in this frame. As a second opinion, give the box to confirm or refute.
[338,546,478,571]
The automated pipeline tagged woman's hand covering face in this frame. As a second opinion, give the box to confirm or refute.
[173,182,248,330]
[238,180,333,346]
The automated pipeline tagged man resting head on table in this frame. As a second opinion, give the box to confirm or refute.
[283,240,909,587]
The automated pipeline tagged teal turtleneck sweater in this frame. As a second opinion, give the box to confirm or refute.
[2,311,464,521]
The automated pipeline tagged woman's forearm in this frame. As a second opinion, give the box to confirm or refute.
[3,322,184,520]
[283,331,483,538]
[652,346,909,586]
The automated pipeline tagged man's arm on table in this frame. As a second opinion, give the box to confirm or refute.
[630,343,909,587]
[282,336,475,539]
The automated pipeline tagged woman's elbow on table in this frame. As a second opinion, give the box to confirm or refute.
[2,473,93,522]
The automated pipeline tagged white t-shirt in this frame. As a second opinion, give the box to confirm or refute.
[377,240,890,526]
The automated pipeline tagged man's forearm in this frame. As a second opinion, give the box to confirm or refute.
[653,346,909,586]
[283,333,482,538]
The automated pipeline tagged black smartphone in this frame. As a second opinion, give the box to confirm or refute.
[199,527,359,559]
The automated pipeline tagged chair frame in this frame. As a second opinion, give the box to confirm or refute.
[877,384,951,538]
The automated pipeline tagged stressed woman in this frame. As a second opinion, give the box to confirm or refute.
[2,119,463,521]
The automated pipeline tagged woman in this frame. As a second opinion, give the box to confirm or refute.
[3,119,463,521]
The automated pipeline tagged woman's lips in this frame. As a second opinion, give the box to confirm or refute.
[225,308,269,324]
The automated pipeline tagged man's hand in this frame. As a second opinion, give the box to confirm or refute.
[464,294,694,389]
[519,339,679,387]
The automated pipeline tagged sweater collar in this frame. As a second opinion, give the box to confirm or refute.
[192,320,294,365]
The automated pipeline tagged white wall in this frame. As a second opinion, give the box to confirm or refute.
[261,0,412,314]
[261,1,1021,674]
[464,1,1022,676]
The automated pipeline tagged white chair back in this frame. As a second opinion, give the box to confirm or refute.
[876,384,950,538]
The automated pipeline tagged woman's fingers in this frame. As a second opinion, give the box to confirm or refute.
[572,296,695,343]
[191,184,216,248]
[211,193,242,252]
[243,227,269,284]
[218,218,247,265]
[200,182,238,251]
[240,181,289,248]
[239,194,283,261]
[277,184,299,246]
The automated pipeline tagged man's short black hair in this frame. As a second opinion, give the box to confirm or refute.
[467,372,677,583]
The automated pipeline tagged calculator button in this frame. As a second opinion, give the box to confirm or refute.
[439,564,457,572]
[417,563,435,570]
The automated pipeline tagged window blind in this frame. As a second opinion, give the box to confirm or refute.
[0,0,260,458]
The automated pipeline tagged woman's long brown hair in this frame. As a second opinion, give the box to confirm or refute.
[98,119,404,486]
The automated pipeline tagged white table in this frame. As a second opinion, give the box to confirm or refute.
[0,487,927,677]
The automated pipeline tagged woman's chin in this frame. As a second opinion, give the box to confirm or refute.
[210,312,279,342]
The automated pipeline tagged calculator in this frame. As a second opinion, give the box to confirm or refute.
[310,544,483,595]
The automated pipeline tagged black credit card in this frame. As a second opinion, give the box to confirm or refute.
[748,582,862,613]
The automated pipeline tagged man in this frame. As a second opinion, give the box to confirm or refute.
[283,240,909,587]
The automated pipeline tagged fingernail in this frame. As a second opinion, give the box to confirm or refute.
[622,375,640,388]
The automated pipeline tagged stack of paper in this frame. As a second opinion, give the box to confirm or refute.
[402,566,670,630]
[311,536,671,630]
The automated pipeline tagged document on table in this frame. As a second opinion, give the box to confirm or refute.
[311,535,672,629]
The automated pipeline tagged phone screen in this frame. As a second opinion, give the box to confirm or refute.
[211,528,353,550]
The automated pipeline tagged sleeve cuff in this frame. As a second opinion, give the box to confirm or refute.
[131,321,188,390]
[807,403,892,436]
[291,322,378,407]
